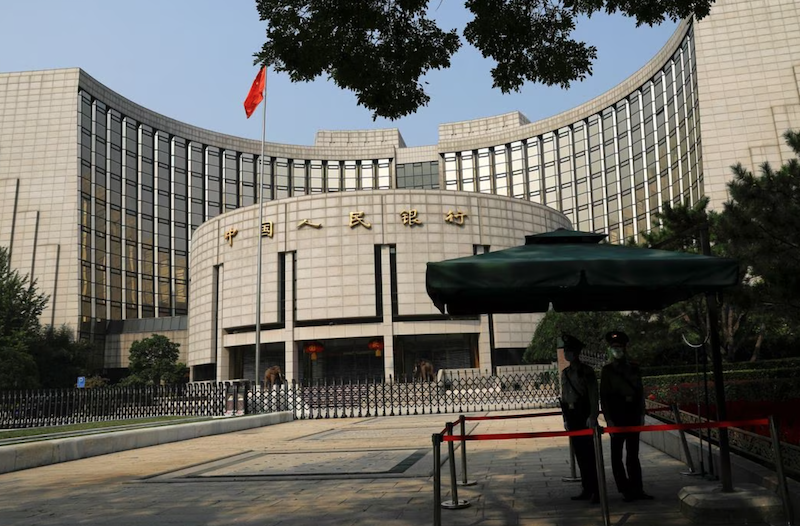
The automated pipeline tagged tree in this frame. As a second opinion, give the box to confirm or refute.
[523,310,625,363]
[717,130,800,314]
[123,334,188,386]
[28,325,96,388]
[0,246,48,389]
[254,0,715,119]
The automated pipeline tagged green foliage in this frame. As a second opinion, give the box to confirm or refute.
[717,130,800,314]
[254,0,715,119]
[643,357,800,377]
[644,369,800,406]
[0,246,49,389]
[28,326,96,388]
[0,246,48,343]
[123,334,187,386]
[523,310,626,363]
[83,375,110,389]
[0,339,39,389]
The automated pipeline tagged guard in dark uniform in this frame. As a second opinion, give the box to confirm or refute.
[559,333,599,503]
[600,331,653,502]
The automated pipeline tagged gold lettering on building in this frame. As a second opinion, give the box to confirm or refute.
[223,227,238,246]
[349,211,372,229]
[298,219,322,229]
[261,221,274,238]
[444,210,468,226]
[400,209,422,227]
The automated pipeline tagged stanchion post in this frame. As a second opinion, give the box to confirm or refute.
[673,403,697,475]
[458,414,476,486]
[433,433,442,526]
[562,438,581,482]
[442,422,470,510]
[769,416,795,526]
[593,427,611,526]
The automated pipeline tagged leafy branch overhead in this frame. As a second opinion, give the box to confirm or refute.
[254,0,715,119]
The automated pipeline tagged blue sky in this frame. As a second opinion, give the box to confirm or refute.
[1,0,677,147]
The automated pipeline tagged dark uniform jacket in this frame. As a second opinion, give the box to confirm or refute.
[600,359,645,427]
[560,361,599,431]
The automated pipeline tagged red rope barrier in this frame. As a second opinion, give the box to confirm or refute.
[464,411,563,421]
[441,418,770,443]
[603,418,769,435]
[443,428,594,442]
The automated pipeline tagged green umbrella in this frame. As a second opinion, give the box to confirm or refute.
[426,228,739,315]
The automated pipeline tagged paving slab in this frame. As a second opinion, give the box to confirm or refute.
[0,410,783,525]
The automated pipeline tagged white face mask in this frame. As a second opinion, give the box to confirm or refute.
[609,347,624,360]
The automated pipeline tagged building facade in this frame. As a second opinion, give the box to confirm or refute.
[0,0,798,381]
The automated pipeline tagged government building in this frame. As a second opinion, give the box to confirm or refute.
[0,0,798,382]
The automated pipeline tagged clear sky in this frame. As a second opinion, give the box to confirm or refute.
[1,0,678,147]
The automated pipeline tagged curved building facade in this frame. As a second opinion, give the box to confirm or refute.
[190,191,568,381]
[0,0,798,381]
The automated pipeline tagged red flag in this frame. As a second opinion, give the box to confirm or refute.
[244,67,266,118]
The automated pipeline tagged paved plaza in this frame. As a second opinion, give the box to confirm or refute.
[0,411,740,525]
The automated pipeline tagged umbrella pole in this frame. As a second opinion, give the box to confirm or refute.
[700,226,733,492]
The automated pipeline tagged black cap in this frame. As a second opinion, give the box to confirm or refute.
[558,333,585,353]
[605,331,629,346]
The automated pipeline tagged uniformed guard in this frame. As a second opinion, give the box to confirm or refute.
[559,333,599,503]
[600,330,654,502]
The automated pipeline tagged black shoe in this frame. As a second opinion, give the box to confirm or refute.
[634,491,654,500]
[571,491,593,501]
[590,493,600,504]
[622,491,637,502]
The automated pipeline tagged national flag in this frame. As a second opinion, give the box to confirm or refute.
[244,67,266,118]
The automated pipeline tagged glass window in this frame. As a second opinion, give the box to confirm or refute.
[293,160,307,196]
[310,160,324,193]
[360,160,374,190]
[343,161,357,192]
[477,148,492,194]
[326,161,340,192]
[377,159,391,189]
[240,153,256,206]
[444,153,458,191]
[223,150,239,209]
[461,151,474,192]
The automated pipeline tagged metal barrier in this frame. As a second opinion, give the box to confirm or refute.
[0,383,228,428]
[431,413,793,526]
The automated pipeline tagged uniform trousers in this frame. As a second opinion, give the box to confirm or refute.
[571,434,598,495]
[610,431,642,494]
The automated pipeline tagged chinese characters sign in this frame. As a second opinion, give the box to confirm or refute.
[223,207,469,245]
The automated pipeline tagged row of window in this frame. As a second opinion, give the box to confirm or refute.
[442,27,702,243]
[76,25,703,333]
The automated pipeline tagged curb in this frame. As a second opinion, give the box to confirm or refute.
[640,415,800,510]
[0,412,293,474]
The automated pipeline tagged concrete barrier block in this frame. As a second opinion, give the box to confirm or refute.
[54,438,81,464]
[14,442,56,471]
[77,434,117,459]
[0,445,18,473]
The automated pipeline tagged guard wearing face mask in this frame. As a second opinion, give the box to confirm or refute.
[600,331,653,502]
[559,333,599,503]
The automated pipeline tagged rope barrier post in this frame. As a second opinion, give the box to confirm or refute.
[769,416,795,526]
[562,438,581,482]
[433,433,442,526]
[593,427,611,526]
[442,422,470,510]
[458,414,476,486]
[672,403,697,475]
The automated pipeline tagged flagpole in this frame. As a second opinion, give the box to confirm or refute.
[255,67,267,388]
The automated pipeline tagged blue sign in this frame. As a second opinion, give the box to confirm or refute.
[77,376,86,388]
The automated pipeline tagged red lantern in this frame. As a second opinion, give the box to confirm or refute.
[304,342,324,361]
[368,338,384,357]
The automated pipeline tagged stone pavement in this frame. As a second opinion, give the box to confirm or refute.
[0,410,745,525]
